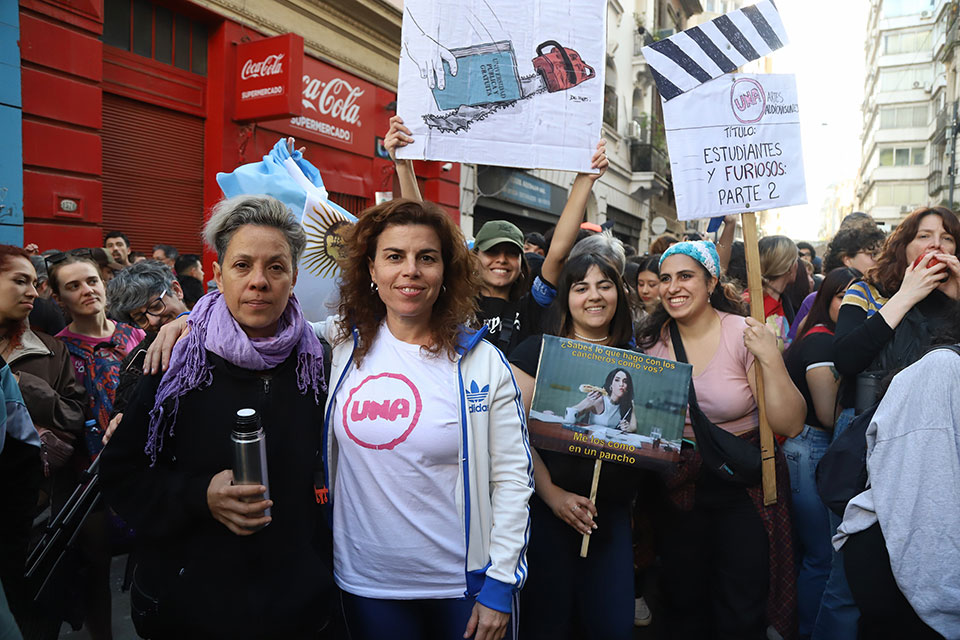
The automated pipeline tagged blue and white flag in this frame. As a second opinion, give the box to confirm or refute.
[641,0,787,101]
[217,139,357,322]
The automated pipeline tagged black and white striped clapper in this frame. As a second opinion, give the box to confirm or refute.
[641,0,788,101]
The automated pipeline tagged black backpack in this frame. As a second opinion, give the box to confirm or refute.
[815,344,960,517]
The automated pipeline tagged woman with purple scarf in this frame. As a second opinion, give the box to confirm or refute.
[99,196,334,639]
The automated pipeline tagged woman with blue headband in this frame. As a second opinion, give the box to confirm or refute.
[636,240,804,639]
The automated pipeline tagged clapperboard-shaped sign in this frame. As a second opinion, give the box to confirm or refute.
[662,72,807,220]
[640,1,806,221]
[641,0,787,101]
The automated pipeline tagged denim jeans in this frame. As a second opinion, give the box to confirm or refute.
[811,408,859,640]
[783,425,833,638]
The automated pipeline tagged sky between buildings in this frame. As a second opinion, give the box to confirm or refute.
[768,0,868,239]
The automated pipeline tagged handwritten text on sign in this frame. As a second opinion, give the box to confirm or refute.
[661,73,807,221]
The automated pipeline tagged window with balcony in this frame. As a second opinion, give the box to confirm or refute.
[876,183,927,207]
[103,0,208,75]
[879,104,928,128]
[878,65,933,92]
[884,30,932,54]
[879,145,926,166]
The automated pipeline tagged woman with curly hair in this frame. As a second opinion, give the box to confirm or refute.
[318,198,533,640]
[384,115,608,355]
[834,206,960,385]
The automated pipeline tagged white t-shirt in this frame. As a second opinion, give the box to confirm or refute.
[565,395,623,428]
[333,323,465,599]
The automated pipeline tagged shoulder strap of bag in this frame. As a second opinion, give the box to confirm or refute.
[668,321,705,415]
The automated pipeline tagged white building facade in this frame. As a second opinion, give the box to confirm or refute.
[857,0,942,229]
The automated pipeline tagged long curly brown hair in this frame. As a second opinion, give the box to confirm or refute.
[335,199,481,365]
[867,206,960,295]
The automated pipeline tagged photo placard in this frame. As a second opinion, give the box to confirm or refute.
[529,336,692,469]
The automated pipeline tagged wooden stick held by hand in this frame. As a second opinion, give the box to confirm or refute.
[741,212,777,505]
[580,459,602,557]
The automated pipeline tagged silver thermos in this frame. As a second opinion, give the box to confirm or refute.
[232,408,271,526]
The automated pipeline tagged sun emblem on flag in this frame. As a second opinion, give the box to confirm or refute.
[301,201,351,278]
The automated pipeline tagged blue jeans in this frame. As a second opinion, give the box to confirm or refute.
[811,408,859,640]
[340,592,482,640]
[783,425,832,637]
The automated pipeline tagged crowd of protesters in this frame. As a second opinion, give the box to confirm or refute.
[0,119,958,640]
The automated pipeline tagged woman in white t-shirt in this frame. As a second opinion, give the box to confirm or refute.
[564,368,637,433]
[320,198,534,640]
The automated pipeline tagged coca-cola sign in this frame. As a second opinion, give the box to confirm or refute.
[259,55,377,154]
[234,34,303,122]
[301,76,363,127]
[241,54,285,80]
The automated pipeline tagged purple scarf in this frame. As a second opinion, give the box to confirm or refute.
[145,291,325,464]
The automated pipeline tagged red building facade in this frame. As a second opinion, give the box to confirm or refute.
[19,0,460,268]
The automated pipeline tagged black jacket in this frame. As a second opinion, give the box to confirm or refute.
[111,332,156,417]
[100,351,334,639]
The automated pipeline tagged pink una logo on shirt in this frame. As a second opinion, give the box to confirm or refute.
[342,372,423,450]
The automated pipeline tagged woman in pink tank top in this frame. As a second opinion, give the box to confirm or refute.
[635,241,804,639]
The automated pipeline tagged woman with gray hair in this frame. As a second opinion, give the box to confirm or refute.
[103,260,189,431]
[99,195,334,638]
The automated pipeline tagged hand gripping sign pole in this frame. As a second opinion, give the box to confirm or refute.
[742,212,778,505]
[580,459,602,557]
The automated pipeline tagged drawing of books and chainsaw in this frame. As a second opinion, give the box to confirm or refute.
[431,40,523,110]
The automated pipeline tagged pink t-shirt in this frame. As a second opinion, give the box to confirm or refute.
[646,311,757,438]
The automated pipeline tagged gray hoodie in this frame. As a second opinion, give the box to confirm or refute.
[834,348,960,636]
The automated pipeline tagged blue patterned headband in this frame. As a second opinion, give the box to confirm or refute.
[659,241,721,279]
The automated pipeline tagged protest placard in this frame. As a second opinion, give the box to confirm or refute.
[395,0,605,172]
[661,73,806,221]
[528,336,692,471]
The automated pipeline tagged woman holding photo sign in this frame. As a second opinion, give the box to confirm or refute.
[510,243,642,640]
[636,240,804,640]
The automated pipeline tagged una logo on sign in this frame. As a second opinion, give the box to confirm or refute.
[466,380,490,414]
[241,54,285,80]
[730,78,766,125]
[342,372,422,450]
[301,76,363,126]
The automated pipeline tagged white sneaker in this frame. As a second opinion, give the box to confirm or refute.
[634,597,652,627]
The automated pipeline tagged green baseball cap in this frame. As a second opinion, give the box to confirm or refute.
[474,220,524,252]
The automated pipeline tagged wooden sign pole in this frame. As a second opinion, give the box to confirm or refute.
[579,459,602,557]
[741,212,777,505]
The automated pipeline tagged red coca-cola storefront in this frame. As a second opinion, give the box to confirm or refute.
[20,0,460,268]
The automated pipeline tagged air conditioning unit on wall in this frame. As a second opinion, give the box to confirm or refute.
[627,121,643,139]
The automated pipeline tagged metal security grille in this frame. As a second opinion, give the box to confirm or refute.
[102,93,205,254]
[328,192,370,218]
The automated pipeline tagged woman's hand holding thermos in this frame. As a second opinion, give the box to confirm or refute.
[206,408,273,536]
[206,470,272,536]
